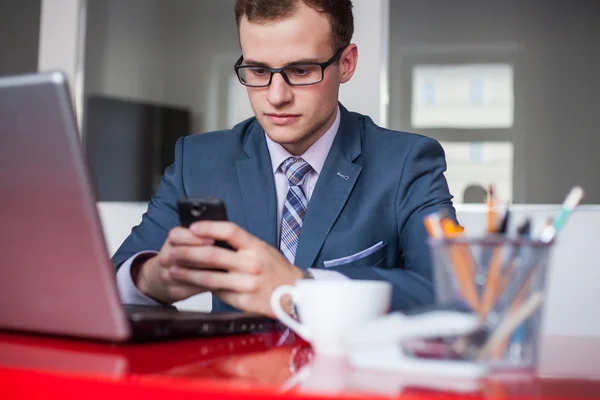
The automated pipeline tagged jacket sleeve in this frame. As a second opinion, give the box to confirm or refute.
[326,136,456,312]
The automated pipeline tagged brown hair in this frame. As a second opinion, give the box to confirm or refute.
[234,0,354,51]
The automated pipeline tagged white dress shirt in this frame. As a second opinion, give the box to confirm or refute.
[117,106,346,305]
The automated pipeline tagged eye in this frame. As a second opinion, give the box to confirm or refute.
[290,67,309,76]
[250,68,269,76]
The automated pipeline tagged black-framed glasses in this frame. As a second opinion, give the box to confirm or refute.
[234,47,345,88]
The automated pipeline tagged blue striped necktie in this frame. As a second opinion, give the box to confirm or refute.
[280,157,312,264]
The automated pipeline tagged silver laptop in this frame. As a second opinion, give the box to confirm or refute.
[0,71,275,342]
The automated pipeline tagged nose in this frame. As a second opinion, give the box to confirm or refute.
[267,72,293,107]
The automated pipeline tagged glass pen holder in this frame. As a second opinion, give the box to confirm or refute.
[428,237,553,372]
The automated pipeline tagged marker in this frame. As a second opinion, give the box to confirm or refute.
[539,186,584,243]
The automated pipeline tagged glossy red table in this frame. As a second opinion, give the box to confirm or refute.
[1,331,599,399]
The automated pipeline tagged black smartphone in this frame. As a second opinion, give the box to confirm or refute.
[177,196,234,251]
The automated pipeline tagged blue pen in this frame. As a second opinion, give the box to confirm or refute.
[539,186,584,243]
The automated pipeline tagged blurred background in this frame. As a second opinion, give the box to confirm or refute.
[1,0,599,334]
[3,0,599,205]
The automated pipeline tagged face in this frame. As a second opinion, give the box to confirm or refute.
[238,3,358,155]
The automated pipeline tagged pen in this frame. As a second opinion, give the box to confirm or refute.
[501,186,584,322]
[498,219,532,360]
[499,218,531,289]
[424,212,444,239]
[487,185,497,234]
[477,292,544,361]
[478,204,511,315]
[539,186,584,242]
[496,206,511,236]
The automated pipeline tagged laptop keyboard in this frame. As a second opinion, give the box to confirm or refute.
[124,305,277,340]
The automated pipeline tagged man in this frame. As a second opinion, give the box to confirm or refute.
[113,0,455,317]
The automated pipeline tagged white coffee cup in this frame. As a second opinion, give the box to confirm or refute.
[270,280,392,355]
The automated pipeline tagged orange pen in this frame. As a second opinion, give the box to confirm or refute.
[440,218,479,312]
[487,185,497,234]
[424,212,444,238]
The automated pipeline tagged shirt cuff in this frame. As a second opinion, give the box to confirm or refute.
[116,251,162,306]
[307,268,349,281]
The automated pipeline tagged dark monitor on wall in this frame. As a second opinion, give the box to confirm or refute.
[83,95,191,201]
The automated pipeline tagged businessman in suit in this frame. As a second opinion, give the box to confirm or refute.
[113,0,455,317]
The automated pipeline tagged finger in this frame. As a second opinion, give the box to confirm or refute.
[167,227,216,247]
[157,244,176,267]
[213,290,270,318]
[169,267,260,293]
[213,290,245,309]
[189,221,257,250]
[157,228,215,266]
[171,245,262,274]
[157,266,209,299]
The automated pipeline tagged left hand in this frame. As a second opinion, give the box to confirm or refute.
[168,220,303,317]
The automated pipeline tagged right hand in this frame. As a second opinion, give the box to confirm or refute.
[132,227,215,304]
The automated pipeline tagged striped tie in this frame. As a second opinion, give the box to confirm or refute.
[280,157,312,264]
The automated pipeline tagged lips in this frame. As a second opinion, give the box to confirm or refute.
[266,113,301,125]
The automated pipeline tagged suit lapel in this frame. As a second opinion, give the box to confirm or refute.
[236,122,278,248]
[294,105,363,269]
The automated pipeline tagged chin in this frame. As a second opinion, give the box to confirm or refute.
[259,118,299,138]
[264,128,305,146]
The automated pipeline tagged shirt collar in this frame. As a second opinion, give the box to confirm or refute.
[265,106,341,175]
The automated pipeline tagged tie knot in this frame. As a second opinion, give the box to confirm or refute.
[281,157,311,186]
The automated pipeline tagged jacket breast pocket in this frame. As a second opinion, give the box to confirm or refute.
[323,241,387,269]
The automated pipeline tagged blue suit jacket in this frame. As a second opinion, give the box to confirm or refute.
[112,104,455,313]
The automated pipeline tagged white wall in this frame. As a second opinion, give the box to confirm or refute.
[84,0,168,104]
[38,0,82,81]
[339,0,389,126]
[38,0,86,124]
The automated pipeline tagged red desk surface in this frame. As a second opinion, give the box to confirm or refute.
[0,331,599,399]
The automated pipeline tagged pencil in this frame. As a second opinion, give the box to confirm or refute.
[440,218,479,311]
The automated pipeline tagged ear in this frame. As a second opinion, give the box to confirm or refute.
[339,44,358,84]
